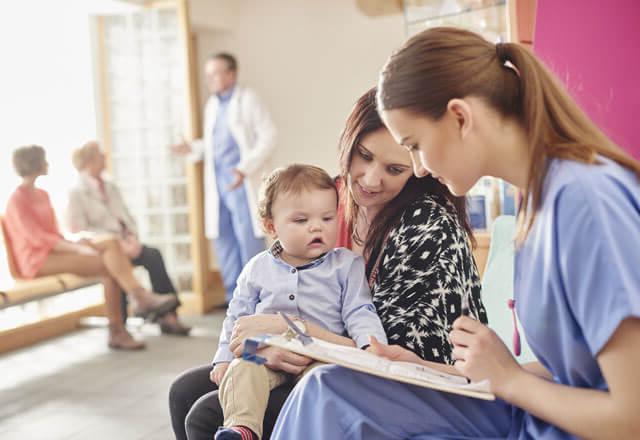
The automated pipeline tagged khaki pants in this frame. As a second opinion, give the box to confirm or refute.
[218,358,322,439]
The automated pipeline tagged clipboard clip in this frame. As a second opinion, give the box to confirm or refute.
[241,314,313,364]
[279,312,313,346]
[242,335,268,365]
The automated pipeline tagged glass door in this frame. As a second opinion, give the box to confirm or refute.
[92,0,215,311]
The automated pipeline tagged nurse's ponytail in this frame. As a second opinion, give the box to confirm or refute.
[378,27,640,243]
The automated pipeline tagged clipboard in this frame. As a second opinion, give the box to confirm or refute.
[241,313,495,401]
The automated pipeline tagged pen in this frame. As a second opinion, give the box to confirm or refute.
[459,293,475,383]
[461,292,470,317]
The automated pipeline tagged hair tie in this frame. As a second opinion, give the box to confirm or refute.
[496,42,520,77]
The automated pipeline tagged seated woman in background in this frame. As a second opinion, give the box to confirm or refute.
[3,145,179,350]
[67,141,190,336]
[168,87,487,440]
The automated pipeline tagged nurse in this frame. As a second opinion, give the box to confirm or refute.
[271,27,640,439]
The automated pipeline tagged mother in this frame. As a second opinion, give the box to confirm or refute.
[169,88,486,440]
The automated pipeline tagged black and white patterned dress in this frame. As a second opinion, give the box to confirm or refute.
[369,193,487,365]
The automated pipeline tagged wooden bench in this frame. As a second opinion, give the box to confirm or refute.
[0,215,101,309]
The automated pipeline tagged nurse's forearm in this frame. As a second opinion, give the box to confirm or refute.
[501,369,636,439]
[418,360,552,381]
[504,321,640,438]
[522,361,553,380]
[418,359,550,381]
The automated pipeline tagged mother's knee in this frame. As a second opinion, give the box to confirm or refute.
[184,404,201,434]
[169,368,195,405]
[185,394,223,440]
[168,375,183,405]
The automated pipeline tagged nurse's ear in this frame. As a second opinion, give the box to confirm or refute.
[446,98,473,140]
[262,218,277,239]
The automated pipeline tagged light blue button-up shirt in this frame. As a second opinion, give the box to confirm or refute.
[213,244,387,364]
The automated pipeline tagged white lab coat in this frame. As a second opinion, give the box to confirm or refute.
[190,85,276,239]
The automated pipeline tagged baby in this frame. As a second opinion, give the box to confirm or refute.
[212,164,387,440]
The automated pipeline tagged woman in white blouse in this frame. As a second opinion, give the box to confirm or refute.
[67,141,190,335]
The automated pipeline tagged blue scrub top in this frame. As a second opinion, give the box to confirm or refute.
[513,156,640,439]
[213,87,241,189]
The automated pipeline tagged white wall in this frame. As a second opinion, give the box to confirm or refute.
[190,0,239,31]
[192,0,405,175]
[0,1,98,214]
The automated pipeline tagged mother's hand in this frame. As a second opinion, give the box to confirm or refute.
[229,314,287,356]
[450,316,523,395]
[258,346,313,375]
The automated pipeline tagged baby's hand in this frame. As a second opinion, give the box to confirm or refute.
[210,363,230,386]
[368,336,422,363]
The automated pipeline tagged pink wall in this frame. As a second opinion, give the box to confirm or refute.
[534,0,640,159]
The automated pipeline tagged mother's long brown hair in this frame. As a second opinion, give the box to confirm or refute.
[378,27,640,243]
[338,87,474,264]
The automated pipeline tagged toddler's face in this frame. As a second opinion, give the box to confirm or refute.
[267,188,338,265]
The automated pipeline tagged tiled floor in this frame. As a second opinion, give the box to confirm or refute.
[0,312,226,440]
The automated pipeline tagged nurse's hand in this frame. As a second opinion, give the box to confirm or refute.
[258,346,313,375]
[227,168,245,190]
[229,314,288,356]
[368,336,423,363]
[450,316,523,396]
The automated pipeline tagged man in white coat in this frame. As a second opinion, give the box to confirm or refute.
[173,53,275,302]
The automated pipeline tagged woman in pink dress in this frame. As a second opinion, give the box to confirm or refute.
[4,145,179,350]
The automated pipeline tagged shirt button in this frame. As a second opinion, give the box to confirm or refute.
[289,294,295,301]
[290,268,297,274]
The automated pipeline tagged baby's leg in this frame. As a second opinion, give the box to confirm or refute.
[218,358,288,439]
